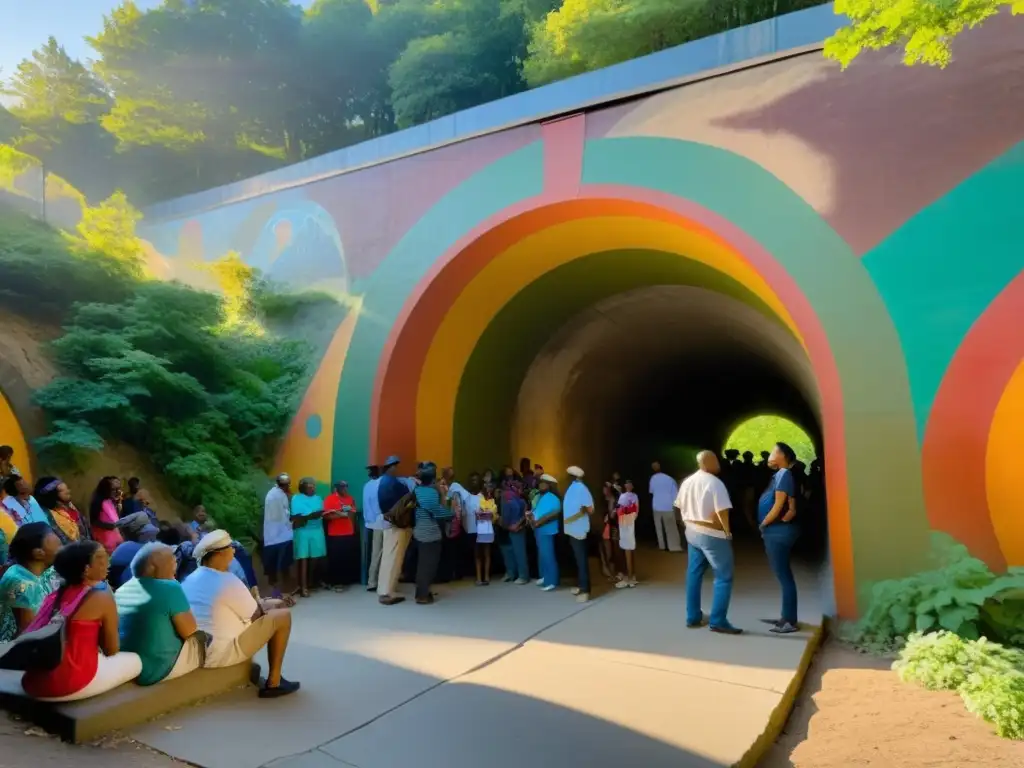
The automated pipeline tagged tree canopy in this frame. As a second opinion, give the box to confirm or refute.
[824,0,1021,68]
[3,0,826,206]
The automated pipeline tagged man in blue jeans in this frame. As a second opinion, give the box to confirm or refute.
[674,450,742,635]
[562,465,594,603]
[529,474,562,591]
[758,442,801,634]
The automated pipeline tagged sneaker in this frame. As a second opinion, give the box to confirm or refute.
[259,678,301,699]
[576,592,590,603]
[540,584,556,592]
[614,579,631,590]
[378,595,405,606]
[710,624,744,635]
[686,614,706,628]
[628,579,638,588]
[535,578,545,586]
[770,621,800,634]
[483,580,490,586]
[514,578,530,585]
[475,580,485,586]
[502,574,515,583]
[570,587,581,596]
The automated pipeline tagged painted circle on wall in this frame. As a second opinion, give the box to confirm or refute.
[305,414,323,440]
[921,271,1024,569]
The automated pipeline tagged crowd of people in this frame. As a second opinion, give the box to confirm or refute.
[0,446,300,702]
[0,434,818,705]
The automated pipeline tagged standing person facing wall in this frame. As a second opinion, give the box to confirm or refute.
[649,462,682,553]
[376,456,412,606]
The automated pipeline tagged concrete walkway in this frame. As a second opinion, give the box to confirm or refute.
[131,550,823,768]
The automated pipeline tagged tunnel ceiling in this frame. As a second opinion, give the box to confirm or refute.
[448,246,821,479]
[511,285,819,482]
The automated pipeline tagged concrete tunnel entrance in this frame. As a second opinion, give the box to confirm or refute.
[506,284,831,589]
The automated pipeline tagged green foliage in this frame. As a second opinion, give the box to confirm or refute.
[825,0,1021,69]
[0,208,136,319]
[4,0,829,204]
[894,631,1024,739]
[69,191,145,275]
[724,414,817,463]
[525,0,822,87]
[0,206,312,542]
[843,533,1024,654]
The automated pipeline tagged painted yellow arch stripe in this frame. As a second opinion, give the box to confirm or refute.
[986,361,1024,566]
[0,390,31,484]
[414,214,804,463]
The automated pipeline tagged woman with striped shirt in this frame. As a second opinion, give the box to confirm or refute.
[411,462,454,605]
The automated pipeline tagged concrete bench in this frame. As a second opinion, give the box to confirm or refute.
[0,661,260,743]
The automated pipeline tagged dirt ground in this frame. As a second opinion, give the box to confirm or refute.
[761,637,1024,768]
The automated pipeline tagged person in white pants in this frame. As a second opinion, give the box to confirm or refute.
[649,461,683,552]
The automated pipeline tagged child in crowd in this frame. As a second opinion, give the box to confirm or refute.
[615,480,639,589]
[475,483,498,585]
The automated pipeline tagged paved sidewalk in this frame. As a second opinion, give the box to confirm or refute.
[131,550,822,768]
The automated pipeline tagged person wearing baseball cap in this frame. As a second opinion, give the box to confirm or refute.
[262,473,294,600]
[563,466,594,602]
[324,481,360,590]
[376,455,412,605]
[183,530,300,698]
[529,474,562,591]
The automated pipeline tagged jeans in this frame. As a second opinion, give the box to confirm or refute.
[685,527,735,628]
[499,530,529,579]
[569,535,590,594]
[414,539,443,600]
[762,524,800,624]
[535,531,559,587]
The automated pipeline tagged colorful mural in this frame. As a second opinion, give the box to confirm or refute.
[0,389,32,484]
[139,17,1024,617]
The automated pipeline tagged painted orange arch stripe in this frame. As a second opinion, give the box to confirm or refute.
[414,213,804,463]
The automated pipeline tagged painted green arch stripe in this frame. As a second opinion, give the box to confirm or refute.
[452,248,787,473]
[331,143,545,485]
[862,141,1024,440]
[581,136,929,586]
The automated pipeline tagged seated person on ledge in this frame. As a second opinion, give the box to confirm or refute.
[182,530,299,698]
[21,541,142,701]
[116,542,208,686]
[109,511,160,588]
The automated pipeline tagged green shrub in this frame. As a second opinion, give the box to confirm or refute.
[31,272,310,545]
[894,631,1024,739]
[843,533,1024,654]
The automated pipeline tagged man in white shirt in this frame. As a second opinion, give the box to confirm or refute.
[362,465,385,590]
[674,451,742,635]
[183,530,300,698]
[649,461,682,553]
[261,474,294,599]
[447,471,480,580]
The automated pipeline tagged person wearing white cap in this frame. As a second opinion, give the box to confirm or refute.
[182,529,300,698]
[563,467,594,602]
[261,473,294,600]
[528,474,562,591]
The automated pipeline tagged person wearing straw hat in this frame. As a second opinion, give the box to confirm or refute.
[527,474,562,591]
[563,466,594,603]
[183,529,301,698]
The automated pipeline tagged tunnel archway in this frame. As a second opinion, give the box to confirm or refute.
[332,135,934,616]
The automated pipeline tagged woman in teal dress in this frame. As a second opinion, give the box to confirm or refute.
[0,522,61,642]
[291,478,327,598]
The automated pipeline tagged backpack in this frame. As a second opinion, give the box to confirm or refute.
[383,489,416,529]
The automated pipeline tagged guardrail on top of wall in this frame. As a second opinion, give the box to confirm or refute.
[142,3,844,223]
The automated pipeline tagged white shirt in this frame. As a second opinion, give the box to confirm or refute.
[182,566,258,665]
[263,486,293,546]
[563,480,594,540]
[649,472,679,511]
[362,477,384,530]
[447,483,477,533]
[674,470,733,540]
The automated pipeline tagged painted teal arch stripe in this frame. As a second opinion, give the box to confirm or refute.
[862,141,1024,441]
[581,136,930,588]
[331,142,545,485]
